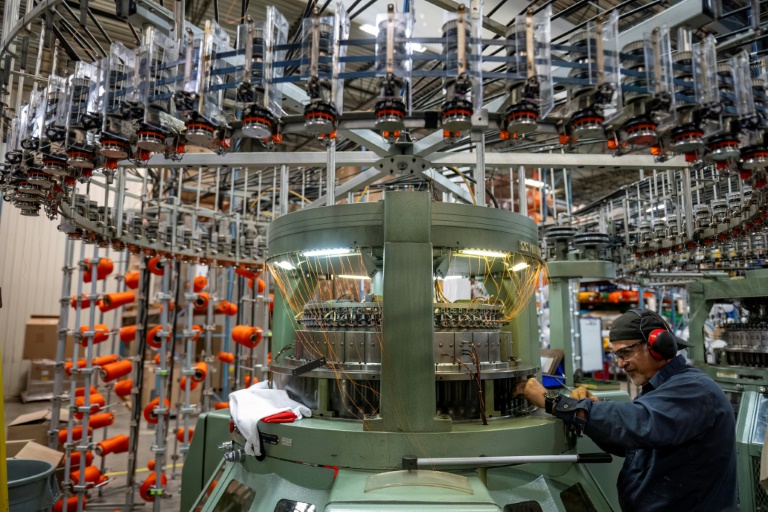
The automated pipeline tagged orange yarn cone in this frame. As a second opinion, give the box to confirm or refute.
[100,360,133,382]
[143,397,170,424]
[232,325,263,349]
[192,276,207,292]
[99,291,135,312]
[119,325,137,343]
[68,450,94,468]
[65,360,86,376]
[193,292,210,312]
[216,300,238,316]
[269,293,274,312]
[74,386,97,397]
[147,459,156,471]
[179,376,200,391]
[217,352,235,364]
[70,465,101,485]
[146,325,170,349]
[79,324,109,345]
[95,434,129,456]
[214,402,230,410]
[248,278,266,293]
[125,271,140,290]
[148,257,165,276]
[139,472,167,502]
[74,393,106,418]
[176,428,194,443]
[113,379,133,399]
[54,497,84,512]
[244,375,252,387]
[83,258,114,282]
[89,412,115,429]
[59,426,93,445]
[192,362,208,382]
[191,325,203,341]
[93,354,119,366]
[71,294,91,308]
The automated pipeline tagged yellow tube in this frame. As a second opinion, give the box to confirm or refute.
[0,347,8,511]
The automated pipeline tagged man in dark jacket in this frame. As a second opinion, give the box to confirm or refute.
[516,307,737,512]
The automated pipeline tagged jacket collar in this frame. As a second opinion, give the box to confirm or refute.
[643,354,688,392]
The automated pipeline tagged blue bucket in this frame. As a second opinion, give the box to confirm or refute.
[7,459,60,512]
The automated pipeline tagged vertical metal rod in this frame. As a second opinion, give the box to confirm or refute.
[474,132,486,206]
[260,258,271,383]
[682,168,694,238]
[203,267,214,412]
[562,169,571,213]
[115,167,125,237]
[517,166,527,216]
[255,171,262,219]
[301,168,306,209]
[78,246,99,512]
[153,262,172,512]
[326,143,336,205]
[61,242,86,512]
[280,165,289,216]
[125,256,150,512]
[508,167,514,212]
[98,251,125,489]
[180,264,195,457]
[50,238,74,449]
[550,168,557,218]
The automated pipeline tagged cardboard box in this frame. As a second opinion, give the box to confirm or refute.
[23,315,74,361]
[22,360,71,403]
[8,440,65,467]
[7,408,71,446]
[28,359,57,382]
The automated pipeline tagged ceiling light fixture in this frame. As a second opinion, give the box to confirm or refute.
[303,248,353,257]
[459,249,508,258]
[336,274,371,280]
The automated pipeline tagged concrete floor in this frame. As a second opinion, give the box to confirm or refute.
[5,398,192,511]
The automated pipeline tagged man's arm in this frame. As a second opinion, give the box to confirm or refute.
[516,377,716,450]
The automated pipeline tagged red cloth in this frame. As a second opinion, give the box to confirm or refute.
[261,411,297,423]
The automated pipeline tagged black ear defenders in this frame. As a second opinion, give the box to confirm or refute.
[628,309,678,360]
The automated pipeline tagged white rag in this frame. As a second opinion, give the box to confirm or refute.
[229,385,311,456]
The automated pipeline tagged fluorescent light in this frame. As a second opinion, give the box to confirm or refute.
[303,248,352,257]
[336,274,371,280]
[411,43,427,53]
[360,24,378,35]
[525,179,545,188]
[511,262,529,272]
[437,275,463,280]
[459,249,508,258]
[645,204,664,213]
[274,261,296,270]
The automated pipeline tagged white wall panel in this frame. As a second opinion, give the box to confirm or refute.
[0,206,68,397]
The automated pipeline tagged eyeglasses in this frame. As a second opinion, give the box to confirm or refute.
[610,340,647,361]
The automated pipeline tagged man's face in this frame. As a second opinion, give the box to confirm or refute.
[613,339,666,386]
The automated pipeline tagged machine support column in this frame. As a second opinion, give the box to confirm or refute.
[367,192,450,432]
[549,276,574,386]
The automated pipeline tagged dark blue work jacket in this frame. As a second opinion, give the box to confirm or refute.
[553,355,737,512]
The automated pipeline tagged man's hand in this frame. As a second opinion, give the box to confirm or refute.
[570,386,599,403]
[513,377,547,408]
